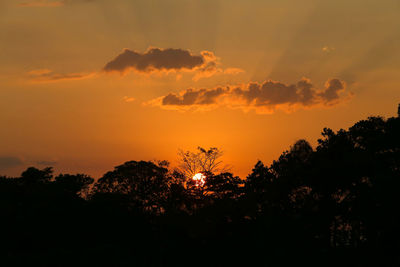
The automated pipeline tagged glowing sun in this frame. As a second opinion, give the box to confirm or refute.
[192,173,206,187]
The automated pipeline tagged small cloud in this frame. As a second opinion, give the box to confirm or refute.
[122,96,135,102]
[146,78,352,114]
[27,69,95,83]
[322,46,335,53]
[0,156,24,170]
[18,0,64,7]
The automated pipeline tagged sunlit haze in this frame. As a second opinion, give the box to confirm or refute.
[1,0,399,178]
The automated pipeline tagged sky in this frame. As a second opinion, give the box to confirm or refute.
[1,0,400,178]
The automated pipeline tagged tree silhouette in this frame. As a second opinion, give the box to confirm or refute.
[21,166,53,184]
[204,172,243,200]
[398,103,400,117]
[177,147,228,181]
[185,171,243,200]
[55,173,94,197]
[92,160,182,214]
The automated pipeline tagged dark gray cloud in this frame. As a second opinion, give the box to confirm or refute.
[103,47,243,79]
[319,79,345,103]
[104,48,205,73]
[162,87,227,106]
[148,78,351,113]
[0,156,24,170]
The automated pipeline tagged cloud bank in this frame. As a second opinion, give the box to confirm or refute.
[104,47,243,80]
[146,78,351,114]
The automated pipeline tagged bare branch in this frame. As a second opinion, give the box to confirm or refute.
[177,147,227,182]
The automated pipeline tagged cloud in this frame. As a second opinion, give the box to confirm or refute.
[28,69,95,82]
[27,47,242,83]
[319,79,346,104]
[322,46,335,53]
[18,0,64,7]
[122,96,135,102]
[104,47,243,80]
[192,51,245,81]
[146,78,352,114]
[104,48,204,73]
[0,156,24,170]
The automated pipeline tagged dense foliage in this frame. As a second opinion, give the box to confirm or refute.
[1,106,399,266]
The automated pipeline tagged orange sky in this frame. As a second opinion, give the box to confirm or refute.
[1,0,399,178]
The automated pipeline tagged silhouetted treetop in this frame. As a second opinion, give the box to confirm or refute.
[398,103,400,117]
[177,147,228,180]
[92,160,182,213]
[187,171,244,200]
[245,161,274,195]
[21,166,53,184]
[55,173,94,197]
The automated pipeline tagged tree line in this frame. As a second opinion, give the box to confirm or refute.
[1,105,399,266]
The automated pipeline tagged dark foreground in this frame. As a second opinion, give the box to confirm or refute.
[1,106,400,266]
